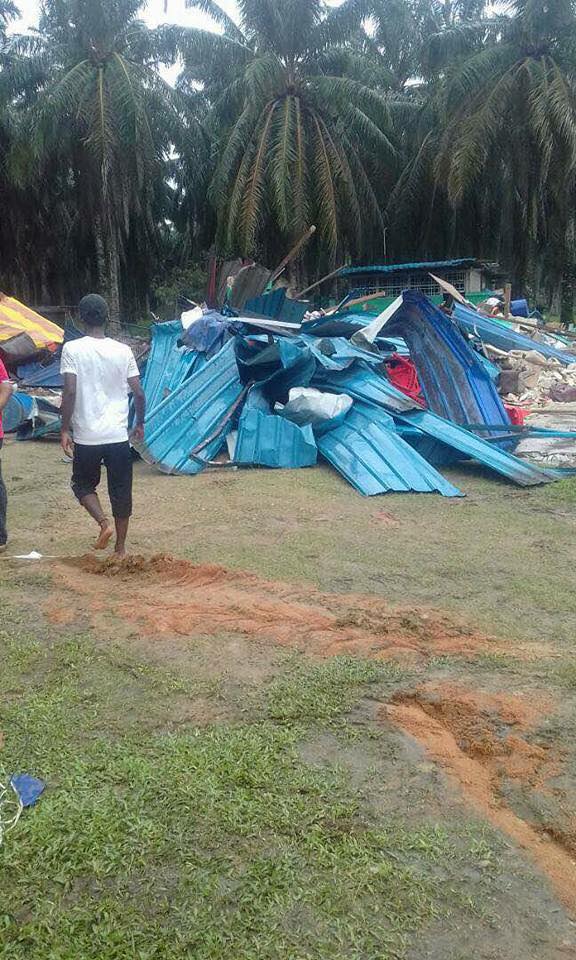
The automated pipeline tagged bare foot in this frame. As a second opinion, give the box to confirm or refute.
[114,547,126,558]
[94,523,113,551]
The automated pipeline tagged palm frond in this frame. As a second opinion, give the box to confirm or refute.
[310,112,338,255]
[185,0,245,40]
[239,100,277,252]
[269,94,296,231]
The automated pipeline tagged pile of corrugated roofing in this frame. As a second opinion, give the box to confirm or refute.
[134,289,563,497]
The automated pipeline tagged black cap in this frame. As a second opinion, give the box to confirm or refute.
[79,294,109,327]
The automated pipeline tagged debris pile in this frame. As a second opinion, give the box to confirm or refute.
[1,309,148,441]
[133,287,565,496]
[450,302,576,467]
[497,351,576,407]
[4,271,576,486]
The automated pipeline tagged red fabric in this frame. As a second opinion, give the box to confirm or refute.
[504,404,528,426]
[386,354,425,403]
[0,357,9,440]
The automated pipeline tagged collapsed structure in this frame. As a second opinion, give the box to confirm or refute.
[3,272,576,492]
[132,287,575,495]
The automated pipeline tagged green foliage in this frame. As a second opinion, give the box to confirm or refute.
[2,0,576,309]
[173,0,398,261]
[151,262,208,318]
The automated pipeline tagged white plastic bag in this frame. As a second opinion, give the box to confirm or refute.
[276,387,353,426]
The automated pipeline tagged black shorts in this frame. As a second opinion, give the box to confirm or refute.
[72,442,133,519]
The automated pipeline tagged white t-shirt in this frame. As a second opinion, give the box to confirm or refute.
[60,337,140,445]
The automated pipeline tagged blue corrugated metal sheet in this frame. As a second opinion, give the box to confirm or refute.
[300,334,385,370]
[454,304,576,365]
[313,364,419,413]
[235,336,317,401]
[393,408,554,486]
[385,291,511,433]
[142,320,207,415]
[244,289,308,324]
[341,259,476,277]
[318,403,462,496]
[302,313,410,355]
[137,340,243,475]
[235,408,317,468]
[315,366,552,486]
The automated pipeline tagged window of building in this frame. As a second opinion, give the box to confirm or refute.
[350,269,469,298]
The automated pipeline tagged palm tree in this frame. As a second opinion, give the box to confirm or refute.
[9,0,182,324]
[431,0,576,314]
[177,0,400,266]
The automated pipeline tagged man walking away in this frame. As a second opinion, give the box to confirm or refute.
[60,294,145,556]
[0,358,12,552]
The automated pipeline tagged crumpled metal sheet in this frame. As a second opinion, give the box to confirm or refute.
[229,264,272,310]
[142,320,206,416]
[244,289,308,325]
[19,359,63,388]
[454,303,576,366]
[313,363,419,413]
[317,403,462,497]
[136,340,243,475]
[235,407,317,468]
[315,364,552,486]
[299,335,385,371]
[394,408,554,486]
[235,336,316,401]
[385,291,510,432]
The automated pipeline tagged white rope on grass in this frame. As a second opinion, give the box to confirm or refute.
[0,765,23,846]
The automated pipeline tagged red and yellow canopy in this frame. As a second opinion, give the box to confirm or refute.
[0,293,64,347]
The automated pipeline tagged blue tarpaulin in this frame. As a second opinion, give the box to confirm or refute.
[17,360,63,388]
[180,310,231,357]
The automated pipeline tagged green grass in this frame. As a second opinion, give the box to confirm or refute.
[263,657,403,722]
[0,610,497,960]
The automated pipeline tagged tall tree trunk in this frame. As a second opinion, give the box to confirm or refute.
[94,215,107,294]
[95,212,121,333]
[107,226,122,334]
[560,270,575,329]
[40,261,50,305]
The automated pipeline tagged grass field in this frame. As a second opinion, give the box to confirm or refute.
[1,441,576,959]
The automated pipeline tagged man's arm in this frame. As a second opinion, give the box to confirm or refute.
[60,372,77,456]
[128,375,146,444]
[0,359,11,415]
[0,381,12,415]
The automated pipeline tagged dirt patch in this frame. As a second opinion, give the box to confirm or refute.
[44,601,77,626]
[373,510,401,527]
[50,553,503,662]
[384,683,576,915]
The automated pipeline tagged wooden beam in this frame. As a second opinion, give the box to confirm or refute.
[269,226,317,284]
[295,264,344,299]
